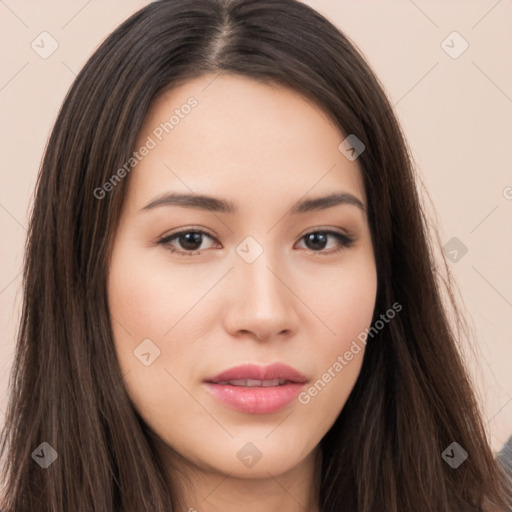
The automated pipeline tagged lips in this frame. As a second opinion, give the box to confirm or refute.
[204,363,308,414]
[206,363,308,385]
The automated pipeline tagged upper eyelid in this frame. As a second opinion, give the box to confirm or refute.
[159,227,351,240]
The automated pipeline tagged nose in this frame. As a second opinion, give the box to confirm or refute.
[223,253,300,342]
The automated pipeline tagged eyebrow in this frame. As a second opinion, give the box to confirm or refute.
[140,191,366,215]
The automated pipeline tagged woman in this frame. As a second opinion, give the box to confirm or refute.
[1,0,510,510]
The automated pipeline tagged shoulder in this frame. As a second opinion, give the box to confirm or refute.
[497,435,512,481]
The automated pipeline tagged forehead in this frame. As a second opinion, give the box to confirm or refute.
[126,73,366,214]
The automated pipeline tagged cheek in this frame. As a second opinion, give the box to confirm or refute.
[302,252,377,350]
[107,240,212,346]
[296,255,377,417]
[106,251,205,427]
[106,243,197,396]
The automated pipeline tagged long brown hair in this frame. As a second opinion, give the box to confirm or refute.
[1,0,510,510]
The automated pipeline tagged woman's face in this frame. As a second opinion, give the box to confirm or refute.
[107,73,377,479]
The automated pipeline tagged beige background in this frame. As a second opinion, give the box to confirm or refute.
[1,0,511,452]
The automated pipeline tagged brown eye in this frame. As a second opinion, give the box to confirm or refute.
[157,230,218,256]
[298,231,354,253]
[157,228,355,257]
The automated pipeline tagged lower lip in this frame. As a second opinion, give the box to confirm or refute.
[204,382,305,414]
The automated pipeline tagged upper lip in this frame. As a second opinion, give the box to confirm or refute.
[205,363,308,384]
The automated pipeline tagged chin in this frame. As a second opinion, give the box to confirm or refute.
[193,434,317,478]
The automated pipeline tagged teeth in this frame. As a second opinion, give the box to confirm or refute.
[261,379,281,387]
[245,379,264,387]
[217,379,288,387]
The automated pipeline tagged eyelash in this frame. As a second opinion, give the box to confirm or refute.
[156,228,356,257]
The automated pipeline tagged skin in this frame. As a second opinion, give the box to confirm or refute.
[107,73,377,512]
